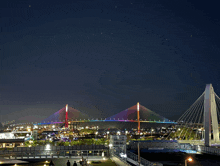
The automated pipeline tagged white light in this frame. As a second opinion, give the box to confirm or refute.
[45,144,51,150]
[52,125,55,128]
[120,153,127,158]
[103,157,106,160]
[137,102,139,111]
[66,104,68,112]
[107,131,109,134]
[33,125,38,129]
[109,144,113,148]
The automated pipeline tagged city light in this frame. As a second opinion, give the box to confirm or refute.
[33,125,38,129]
[45,144,51,150]
[185,157,193,166]
[198,145,201,152]
[120,153,127,158]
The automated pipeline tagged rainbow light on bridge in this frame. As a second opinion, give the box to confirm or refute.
[33,120,177,126]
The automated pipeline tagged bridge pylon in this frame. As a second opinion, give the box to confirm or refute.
[137,102,140,134]
[65,104,68,128]
[204,84,219,146]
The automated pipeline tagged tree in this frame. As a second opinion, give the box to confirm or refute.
[64,142,70,146]
[79,129,95,135]
[70,141,78,146]
[95,139,102,145]
[25,141,30,147]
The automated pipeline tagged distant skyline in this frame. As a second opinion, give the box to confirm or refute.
[1,0,220,123]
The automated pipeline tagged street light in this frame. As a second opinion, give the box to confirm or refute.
[109,144,113,148]
[45,144,51,150]
[185,157,193,166]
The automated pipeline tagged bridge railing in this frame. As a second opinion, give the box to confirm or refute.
[111,153,132,166]
[0,149,109,160]
[126,151,162,166]
[12,145,107,151]
[192,145,220,155]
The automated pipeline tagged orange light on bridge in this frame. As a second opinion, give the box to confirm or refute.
[137,102,140,133]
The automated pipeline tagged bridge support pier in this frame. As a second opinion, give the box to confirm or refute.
[204,84,219,146]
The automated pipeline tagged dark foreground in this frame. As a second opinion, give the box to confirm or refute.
[134,151,220,166]
[1,158,85,166]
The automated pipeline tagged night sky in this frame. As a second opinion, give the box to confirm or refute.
[1,0,220,123]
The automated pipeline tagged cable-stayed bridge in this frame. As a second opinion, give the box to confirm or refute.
[5,83,220,148]
[10,103,176,129]
[166,84,220,146]
[41,103,174,123]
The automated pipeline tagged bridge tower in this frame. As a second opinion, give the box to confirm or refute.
[137,102,140,134]
[204,84,219,146]
[65,104,68,128]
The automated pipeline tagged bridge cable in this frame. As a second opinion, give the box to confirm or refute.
[194,97,204,140]
[187,94,204,140]
[214,96,220,133]
[176,93,204,140]
[181,95,204,140]
[177,92,205,123]
[214,93,220,123]
[164,92,204,140]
